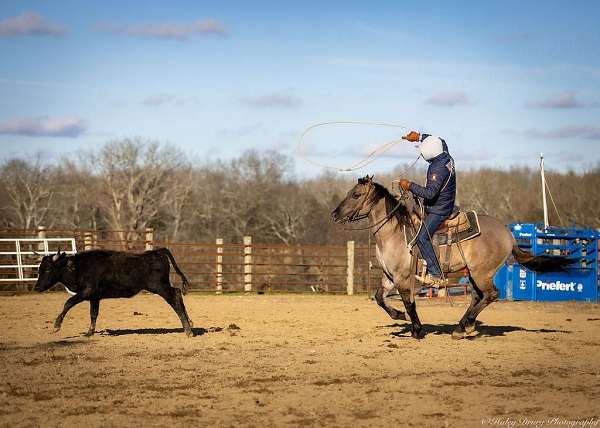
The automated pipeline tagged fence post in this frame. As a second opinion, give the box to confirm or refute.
[84,232,93,251]
[347,240,355,295]
[216,238,223,294]
[37,226,46,253]
[145,228,154,251]
[244,236,252,292]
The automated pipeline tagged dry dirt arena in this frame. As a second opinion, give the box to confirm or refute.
[1,293,599,428]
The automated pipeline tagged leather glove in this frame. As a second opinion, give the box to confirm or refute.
[402,131,420,142]
[399,179,411,191]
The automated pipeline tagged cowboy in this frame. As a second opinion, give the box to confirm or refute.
[399,131,456,287]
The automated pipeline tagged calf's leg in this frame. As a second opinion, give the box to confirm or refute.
[85,298,100,337]
[54,293,87,332]
[156,286,194,337]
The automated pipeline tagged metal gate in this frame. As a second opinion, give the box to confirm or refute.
[494,224,598,302]
[0,238,77,283]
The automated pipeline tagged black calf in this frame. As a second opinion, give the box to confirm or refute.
[34,248,193,337]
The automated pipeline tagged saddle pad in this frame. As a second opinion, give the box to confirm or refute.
[440,211,471,234]
[436,211,480,246]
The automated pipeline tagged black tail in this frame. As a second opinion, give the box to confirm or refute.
[157,247,190,294]
[511,244,574,272]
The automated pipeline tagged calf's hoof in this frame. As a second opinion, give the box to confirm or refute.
[84,330,95,337]
[185,329,195,338]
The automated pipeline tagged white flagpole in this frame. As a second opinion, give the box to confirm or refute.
[540,153,549,229]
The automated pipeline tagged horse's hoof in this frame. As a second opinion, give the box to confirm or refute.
[452,329,467,340]
[84,331,94,337]
[465,324,476,335]
[411,329,423,340]
[53,326,61,333]
[185,329,195,338]
[392,311,406,321]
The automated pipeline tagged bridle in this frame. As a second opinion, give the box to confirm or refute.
[342,182,408,234]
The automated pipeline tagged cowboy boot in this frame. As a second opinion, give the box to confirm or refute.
[415,274,447,288]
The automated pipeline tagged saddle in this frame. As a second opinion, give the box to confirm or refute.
[404,208,481,274]
[435,208,480,245]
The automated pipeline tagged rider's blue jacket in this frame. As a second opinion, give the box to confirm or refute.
[408,143,456,218]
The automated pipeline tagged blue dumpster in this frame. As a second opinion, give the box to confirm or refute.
[494,224,598,303]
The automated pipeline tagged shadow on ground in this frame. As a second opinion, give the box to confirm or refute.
[0,339,91,352]
[99,327,217,337]
[384,322,572,339]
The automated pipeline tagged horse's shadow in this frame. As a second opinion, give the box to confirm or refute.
[385,322,571,339]
[98,327,210,337]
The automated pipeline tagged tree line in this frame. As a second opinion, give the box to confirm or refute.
[1,138,598,245]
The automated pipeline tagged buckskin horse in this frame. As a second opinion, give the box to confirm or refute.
[331,176,572,339]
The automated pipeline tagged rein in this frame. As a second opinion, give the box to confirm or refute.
[342,187,409,234]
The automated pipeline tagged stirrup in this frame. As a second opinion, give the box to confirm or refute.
[415,274,447,288]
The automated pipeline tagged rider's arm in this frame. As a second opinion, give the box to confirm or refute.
[408,165,449,200]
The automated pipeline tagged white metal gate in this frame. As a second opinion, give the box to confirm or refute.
[0,238,77,282]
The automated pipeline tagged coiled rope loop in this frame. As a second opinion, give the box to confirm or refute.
[297,121,411,172]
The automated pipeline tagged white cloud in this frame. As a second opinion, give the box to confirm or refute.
[0,116,87,137]
[524,125,600,140]
[0,12,65,37]
[424,91,471,107]
[241,93,302,109]
[96,19,226,40]
[218,123,264,137]
[527,91,582,109]
[141,93,196,107]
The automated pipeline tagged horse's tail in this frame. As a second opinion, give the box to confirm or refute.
[157,247,190,294]
[511,243,573,272]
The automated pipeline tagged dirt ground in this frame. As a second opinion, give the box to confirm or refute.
[0,293,599,428]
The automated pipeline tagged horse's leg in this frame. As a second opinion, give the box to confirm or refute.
[374,276,406,321]
[399,288,423,339]
[453,273,498,339]
[453,277,483,339]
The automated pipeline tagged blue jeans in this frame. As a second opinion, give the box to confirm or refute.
[416,213,446,277]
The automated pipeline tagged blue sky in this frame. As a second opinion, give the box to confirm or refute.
[0,0,599,176]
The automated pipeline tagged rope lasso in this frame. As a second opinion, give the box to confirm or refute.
[297,121,412,172]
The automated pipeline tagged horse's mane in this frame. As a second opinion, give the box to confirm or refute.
[370,182,410,223]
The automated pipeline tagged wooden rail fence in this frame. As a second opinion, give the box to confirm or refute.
[0,228,381,294]
[0,228,471,296]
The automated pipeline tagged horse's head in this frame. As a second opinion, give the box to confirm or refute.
[331,175,421,225]
[331,175,379,224]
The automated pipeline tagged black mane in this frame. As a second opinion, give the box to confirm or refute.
[370,182,410,222]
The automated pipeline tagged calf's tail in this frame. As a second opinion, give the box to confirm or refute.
[511,244,573,273]
[157,247,191,294]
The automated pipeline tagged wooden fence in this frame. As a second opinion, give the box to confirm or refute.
[0,228,381,294]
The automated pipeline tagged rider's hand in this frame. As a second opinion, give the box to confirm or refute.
[402,131,420,142]
[400,179,411,191]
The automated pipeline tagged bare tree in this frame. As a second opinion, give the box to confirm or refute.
[165,167,193,241]
[92,138,190,242]
[0,158,55,229]
[1,142,598,243]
